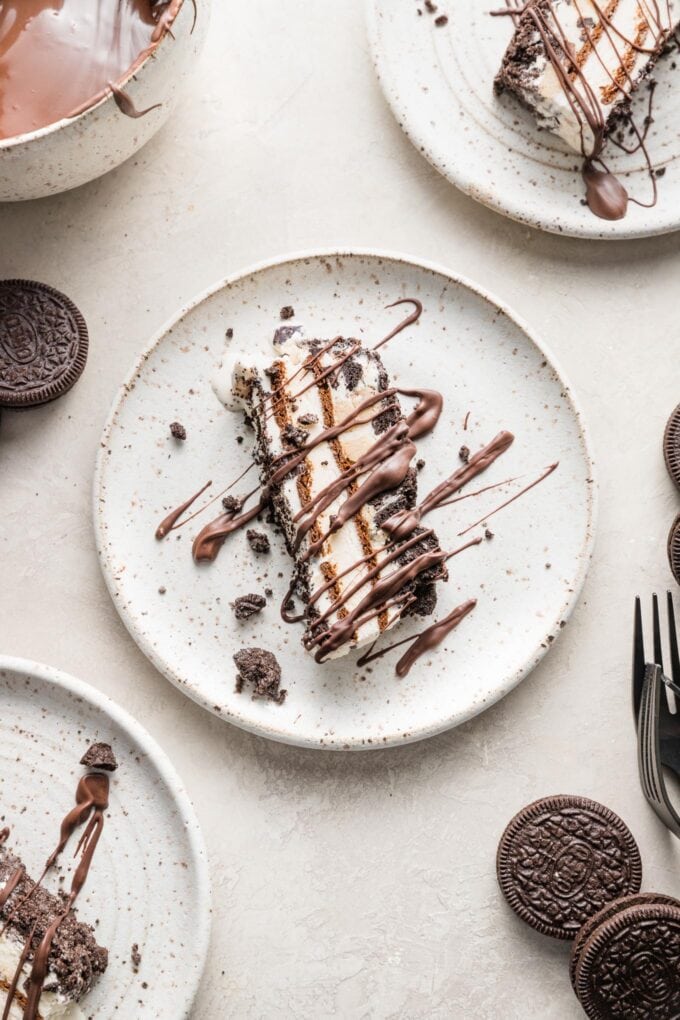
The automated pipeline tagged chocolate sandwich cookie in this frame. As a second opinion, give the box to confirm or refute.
[664,404,680,490]
[573,901,680,1019]
[569,892,680,991]
[0,279,88,408]
[497,795,642,941]
[669,513,680,586]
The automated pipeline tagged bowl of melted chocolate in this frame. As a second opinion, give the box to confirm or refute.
[0,0,209,201]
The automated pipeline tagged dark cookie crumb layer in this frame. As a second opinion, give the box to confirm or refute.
[234,647,286,703]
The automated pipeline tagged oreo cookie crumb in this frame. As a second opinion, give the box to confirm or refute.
[222,494,244,513]
[226,328,234,339]
[232,594,267,620]
[131,944,141,971]
[280,305,295,320]
[80,743,118,772]
[169,422,186,441]
[264,587,273,597]
[435,13,448,24]
[459,445,470,464]
[247,529,270,553]
[158,586,166,595]
[236,435,244,445]
[484,529,494,540]
[234,647,286,703]
[282,424,308,448]
[416,458,426,470]
[297,412,318,426]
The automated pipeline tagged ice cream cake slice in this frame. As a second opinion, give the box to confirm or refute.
[0,834,107,1019]
[494,0,680,156]
[214,327,447,661]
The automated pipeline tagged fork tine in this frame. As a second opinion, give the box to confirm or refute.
[633,596,646,718]
[653,592,664,670]
[667,591,680,693]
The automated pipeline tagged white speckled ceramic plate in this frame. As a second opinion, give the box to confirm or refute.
[0,657,211,1018]
[367,0,680,239]
[95,250,596,750]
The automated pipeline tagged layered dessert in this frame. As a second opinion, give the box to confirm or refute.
[0,744,115,1019]
[0,0,180,140]
[210,327,448,661]
[494,0,680,158]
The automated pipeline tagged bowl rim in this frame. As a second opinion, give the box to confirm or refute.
[0,0,188,151]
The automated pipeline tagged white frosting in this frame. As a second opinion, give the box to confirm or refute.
[514,0,680,154]
[214,330,422,658]
[0,931,84,1019]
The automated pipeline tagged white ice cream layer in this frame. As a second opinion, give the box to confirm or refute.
[0,931,84,1020]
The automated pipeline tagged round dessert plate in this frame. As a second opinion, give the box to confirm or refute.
[0,657,211,1018]
[95,250,596,750]
[367,0,680,239]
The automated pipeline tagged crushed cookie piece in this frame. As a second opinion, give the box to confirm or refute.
[232,594,267,620]
[80,743,118,772]
[169,422,186,441]
[247,530,270,553]
[234,648,286,703]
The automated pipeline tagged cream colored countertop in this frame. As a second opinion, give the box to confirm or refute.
[2,1,680,1017]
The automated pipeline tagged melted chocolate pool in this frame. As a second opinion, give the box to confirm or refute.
[0,0,173,140]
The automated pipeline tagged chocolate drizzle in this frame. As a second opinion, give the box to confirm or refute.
[358,598,478,676]
[0,749,112,1019]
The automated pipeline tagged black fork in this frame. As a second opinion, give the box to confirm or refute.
[633,592,680,837]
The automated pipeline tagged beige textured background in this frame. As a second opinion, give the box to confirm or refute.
[2,1,680,1017]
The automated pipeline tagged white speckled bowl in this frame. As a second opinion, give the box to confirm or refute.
[0,656,211,1018]
[0,0,210,202]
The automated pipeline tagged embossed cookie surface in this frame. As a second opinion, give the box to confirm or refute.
[496,795,642,940]
[669,513,680,586]
[0,279,88,407]
[664,404,680,490]
[574,902,680,1019]
[569,892,680,990]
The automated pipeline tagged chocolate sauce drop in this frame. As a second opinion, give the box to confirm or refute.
[583,165,629,221]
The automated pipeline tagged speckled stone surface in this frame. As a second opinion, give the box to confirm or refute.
[1,0,680,1016]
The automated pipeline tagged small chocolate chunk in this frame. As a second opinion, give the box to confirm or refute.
[80,742,118,772]
[234,647,286,703]
[497,795,642,940]
[247,529,270,554]
[281,424,308,448]
[169,421,186,441]
[222,494,244,513]
[459,445,470,464]
[280,305,295,320]
[233,594,266,620]
[0,280,89,408]
[297,412,318,426]
[434,13,448,25]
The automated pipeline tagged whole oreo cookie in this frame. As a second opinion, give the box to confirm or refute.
[0,279,88,408]
[569,892,680,991]
[664,404,680,490]
[669,513,680,586]
[496,795,642,940]
[574,901,680,1019]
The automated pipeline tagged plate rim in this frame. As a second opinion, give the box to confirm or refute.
[0,654,212,1017]
[93,246,598,750]
[365,0,680,241]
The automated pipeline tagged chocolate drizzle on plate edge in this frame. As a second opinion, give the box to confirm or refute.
[155,299,559,673]
[493,0,674,220]
[0,746,113,1019]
